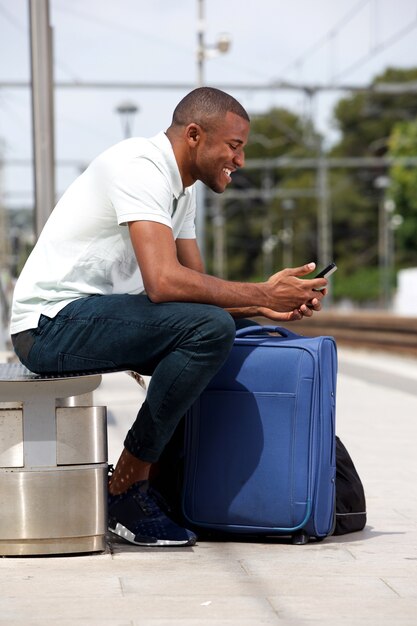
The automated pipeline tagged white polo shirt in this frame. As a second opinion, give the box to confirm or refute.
[10,132,197,334]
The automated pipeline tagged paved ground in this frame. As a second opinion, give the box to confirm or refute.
[1,346,417,625]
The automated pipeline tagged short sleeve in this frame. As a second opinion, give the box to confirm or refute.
[109,157,173,228]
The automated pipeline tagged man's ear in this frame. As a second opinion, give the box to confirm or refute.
[185,123,202,146]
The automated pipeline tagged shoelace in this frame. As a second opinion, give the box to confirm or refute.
[148,486,172,515]
[107,464,172,516]
[134,485,165,517]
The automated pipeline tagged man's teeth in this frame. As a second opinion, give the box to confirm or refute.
[223,168,231,176]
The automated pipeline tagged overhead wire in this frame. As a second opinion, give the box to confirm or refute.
[276,0,417,86]
[277,0,372,78]
[0,2,23,30]
[332,10,417,82]
[0,1,114,147]
[0,1,81,81]
[52,2,191,56]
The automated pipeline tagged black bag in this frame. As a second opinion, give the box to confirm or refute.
[333,436,367,535]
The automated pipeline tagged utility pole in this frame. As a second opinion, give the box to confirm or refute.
[0,161,7,274]
[281,198,294,268]
[29,0,55,239]
[196,0,206,262]
[212,195,226,278]
[196,0,231,264]
[261,168,276,278]
[375,176,395,310]
[317,145,331,269]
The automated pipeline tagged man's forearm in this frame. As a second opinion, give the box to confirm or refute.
[225,306,260,318]
[147,264,269,309]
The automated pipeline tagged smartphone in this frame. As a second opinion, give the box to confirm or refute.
[314,262,337,290]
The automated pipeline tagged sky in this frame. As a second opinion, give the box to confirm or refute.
[1,0,417,209]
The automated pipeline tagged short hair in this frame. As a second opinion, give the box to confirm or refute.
[171,87,250,128]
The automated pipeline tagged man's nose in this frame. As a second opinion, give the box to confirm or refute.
[233,150,245,168]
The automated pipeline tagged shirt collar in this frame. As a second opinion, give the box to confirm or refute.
[149,131,185,200]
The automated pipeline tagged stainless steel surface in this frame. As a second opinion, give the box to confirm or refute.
[0,402,23,409]
[56,392,94,407]
[0,369,108,556]
[29,0,56,238]
[0,534,106,556]
[0,409,23,467]
[57,406,107,465]
[0,373,102,468]
[0,466,107,554]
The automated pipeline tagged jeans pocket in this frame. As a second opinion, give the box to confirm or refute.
[58,352,116,374]
[11,330,36,363]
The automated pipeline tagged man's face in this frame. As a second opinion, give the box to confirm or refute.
[192,112,250,193]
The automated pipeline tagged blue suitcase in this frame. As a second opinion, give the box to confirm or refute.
[182,325,337,544]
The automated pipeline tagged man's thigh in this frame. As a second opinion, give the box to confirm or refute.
[25,294,231,375]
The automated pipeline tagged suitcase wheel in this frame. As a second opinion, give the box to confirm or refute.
[291,530,310,545]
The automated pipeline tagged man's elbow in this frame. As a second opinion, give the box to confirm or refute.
[144,275,173,303]
[146,290,167,304]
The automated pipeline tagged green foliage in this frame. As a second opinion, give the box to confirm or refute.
[328,67,417,301]
[331,171,378,269]
[387,120,417,267]
[332,67,417,158]
[247,107,320,159]
[209,107,322,282]
[331,265,382,304]
[205,68,417,306]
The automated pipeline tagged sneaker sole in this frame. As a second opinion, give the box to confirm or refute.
[109,522,197,547]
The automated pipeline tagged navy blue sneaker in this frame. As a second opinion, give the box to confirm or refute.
[108,480,197,547]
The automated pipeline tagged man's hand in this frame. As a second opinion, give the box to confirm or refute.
[263,263,327,313]
[255,291,326,322]
[227,289,326,322]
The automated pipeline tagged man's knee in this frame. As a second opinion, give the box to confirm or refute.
[197,306,235,355]
[212,306,236,339]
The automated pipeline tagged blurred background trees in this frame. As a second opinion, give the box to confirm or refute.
[206,67,417,307]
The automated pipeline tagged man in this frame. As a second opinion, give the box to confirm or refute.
[10,87,327,548]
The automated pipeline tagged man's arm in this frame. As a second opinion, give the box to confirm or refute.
[129,220,326,312]
[175,237,205,273]
[175,237,322,321]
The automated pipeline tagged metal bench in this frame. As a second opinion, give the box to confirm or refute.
[0,363,107,556]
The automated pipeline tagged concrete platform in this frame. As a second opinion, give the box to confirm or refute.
[1,346,416,625]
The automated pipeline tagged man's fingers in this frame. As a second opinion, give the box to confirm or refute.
[285,309,302,321]
[309,297,323,310]
[299,304,313,317]
[282,262,327,292]
[283,262,316,278]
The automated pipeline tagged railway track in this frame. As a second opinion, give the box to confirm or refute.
[256,311,417,358]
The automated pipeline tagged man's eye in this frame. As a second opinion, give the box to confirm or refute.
[229,144,238,150]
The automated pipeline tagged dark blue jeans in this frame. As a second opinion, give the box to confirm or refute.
[12,294,237,462]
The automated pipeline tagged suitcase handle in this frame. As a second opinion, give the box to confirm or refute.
[235,325,301,339]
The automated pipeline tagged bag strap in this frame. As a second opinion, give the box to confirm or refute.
[235,325,301,340]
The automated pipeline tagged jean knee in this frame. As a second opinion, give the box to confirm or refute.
[200,307,235,355]
[217,308,236,343]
